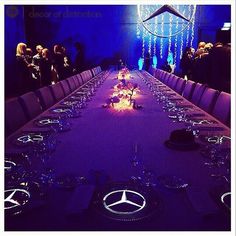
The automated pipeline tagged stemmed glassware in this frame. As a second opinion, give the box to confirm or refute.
[130,143,157,187]
[5,73,110,216]
[200,134,231,185]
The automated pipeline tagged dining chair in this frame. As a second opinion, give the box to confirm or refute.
[5,97,28,136]
[162,72,170,85]
[59,80,71,96]
[167,75,179,89]
[154,69,160,80]
[80,71,88,83]
[49,82,65,102]
[91,67,97,77]
[182,80,196,100]
[19,91,43,120]
[157,70,165,82]
[152,68,157,77]
[174,77,186,94]
[198,87,219,113]
[164,73,172,86]
[97,66,102,74]
[35,86,55,110]
[148,67,154,75]
[66,77,77,92]
[72,75,81,88]
[77,73,84,85]
[211,91,231,126]
[86,70,93,81]
[189,83,207,106]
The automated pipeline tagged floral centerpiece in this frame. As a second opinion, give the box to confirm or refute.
[117,67,131,80]
[104,69,142,111]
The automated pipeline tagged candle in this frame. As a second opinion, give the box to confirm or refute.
[134,144,138,153]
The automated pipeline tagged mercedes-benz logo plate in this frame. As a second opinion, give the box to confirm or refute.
[92,182,159,221]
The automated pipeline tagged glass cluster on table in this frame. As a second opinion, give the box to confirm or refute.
[4,72,110,216]
[134,71,231,209]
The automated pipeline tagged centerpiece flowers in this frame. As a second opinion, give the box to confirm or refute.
[103,68,142,111]
[117,67,131,80]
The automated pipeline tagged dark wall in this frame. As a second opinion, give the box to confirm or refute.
[196,5,231,43]
[5,6,26,97]
[5,5,231,96]
[23,5,139,69]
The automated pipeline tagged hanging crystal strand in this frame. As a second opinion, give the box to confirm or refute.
[168,13,173,53]
[190,5,197,47]
[185,5,191,47]
[153,10,158,56]
[148,32,152,55]
[174,5,179,65]
[142,28,146,58]
[145,5,152,55]
[179,6,186,60]
[160,14,164,59]
[136,16,141,39]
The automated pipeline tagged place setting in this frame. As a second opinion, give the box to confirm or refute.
[34,116,71,132]
[50,106,81,118]
[4,3,232,231]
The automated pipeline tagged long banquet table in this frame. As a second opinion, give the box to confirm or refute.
[5,70,231,231]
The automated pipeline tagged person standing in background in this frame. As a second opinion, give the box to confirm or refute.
[180,47,194,80]
[15,42,34,94]
[144,52,151,71]
[40,48,53,86]
[33,45,44,66]
[53,44,65,81]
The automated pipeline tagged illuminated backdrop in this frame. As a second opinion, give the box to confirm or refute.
[5,5,231,96]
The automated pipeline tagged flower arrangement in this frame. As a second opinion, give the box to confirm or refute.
[117,67,131,80]
[103,69,142,111]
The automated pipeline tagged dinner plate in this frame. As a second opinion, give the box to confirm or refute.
[34,117,60,127]
[60,100,79,107]
[50,107,80,118]
[13,132,47,146]
[50,107,72,114]
[34,117,71,132]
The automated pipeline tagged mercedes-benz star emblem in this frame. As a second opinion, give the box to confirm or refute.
[137,4,196,38]
[5,189,30,210]
[143,5,190,22]
[103,189,146,215]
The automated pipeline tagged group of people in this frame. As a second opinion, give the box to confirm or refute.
[180,41,231,92]
[15,42,83,95]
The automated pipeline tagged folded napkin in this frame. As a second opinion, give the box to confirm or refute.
[186,186,219,215]
[65,185,95,215]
